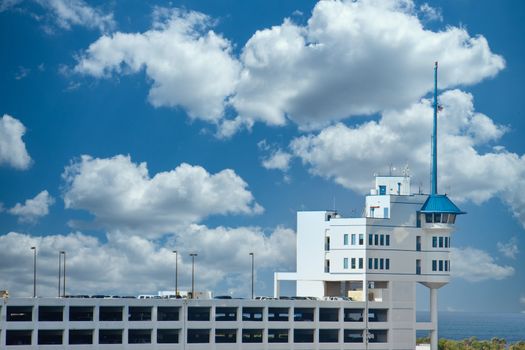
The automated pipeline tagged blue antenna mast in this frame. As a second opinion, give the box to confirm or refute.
[431,62,438,195]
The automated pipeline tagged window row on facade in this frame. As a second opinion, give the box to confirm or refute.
[432,236,450,248]
[423,212,456,224]
[369,234,391,246]
[343,233,364,246]
[368,258,390,270]
[431,260,450,272]
[4,328,388,345]
[3,306,387,323]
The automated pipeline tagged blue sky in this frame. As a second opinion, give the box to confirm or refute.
[0,0,524,312]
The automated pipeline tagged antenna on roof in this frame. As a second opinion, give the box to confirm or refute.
[431,61,438,195]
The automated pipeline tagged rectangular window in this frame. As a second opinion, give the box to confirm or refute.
[369,234,373,245]
[368,258,373,269]
[385,259,390,270]
[386,235,390,246]
[445,237,449,248]
[359,234,364,245]
[425,213,433,223]
[439,260,443,271]
[444,260,448,271]
[439,237,444,248]
[374,234,379,245]
[344,234,349,245]
[344,258,348,269]
[432,260,437,271]
[359,258,363,269]
[351,258,356,269]
[432,236,437,248]
[351,234,356,245]
[380,235,385,246]
[379,258,384,270]
[374,258,378,269]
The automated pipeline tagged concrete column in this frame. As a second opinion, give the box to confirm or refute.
[273,274,280,298]
[430,288,438,350]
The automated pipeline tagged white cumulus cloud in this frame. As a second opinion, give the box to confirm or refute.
[74,8,240,122]
[8,190,55,223]
[62,154,263,235]
[0,227,295,297]
[0,114,32,170]
[497,237,519,259]
[36,0,115,32]
[451,247,514,282]
[262,150,292,171]
[290,89,525,228]
[232,0,504,130]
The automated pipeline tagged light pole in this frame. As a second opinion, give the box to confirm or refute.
[60,251,66,297]
[172,250,178,297]
[31,247,36,298]
[249,252,254,299]
[189,253,197,299]
[58,252,62,297]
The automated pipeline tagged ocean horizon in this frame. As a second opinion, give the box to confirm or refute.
[416,311,525,343]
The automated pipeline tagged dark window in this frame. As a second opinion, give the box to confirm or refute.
[69,306,93,321]
[319,329,339,343]
[385,258,390,270]
[380,235,384,246]
[187,329,210,343]
[380,258,384,270]
[432,260,437,271]
[344,329,363,343]
[6,330,32,345]
[368,258,372,269]
[268,307,288,321]
[434,213,442,223]
[369,309,388,322]
[445,237,449,248]
[416,259,421,275]
[439,260,443,271]
[128,306,151,321]
[188,307,210,321]
[38,306,63,321]
[442,213,449,223]
[216,307,237,321]
[242,307,263,321]
[242,329,263,343]
[157,329,179,344]
[359,234,364,245]
[7,306,32,321]
[99,329,122,344]
[368,234,373,245]
[374,234,379,245]
[374,258,378,269]
[268,329,288,343]
[99,306,123,321]
[445,260,449,271]
[216,329,236,343]
[425,213,433,223]
[351,258,356,269]
[128,329,151,344]
[359,258,363,269]
[319,308,338,322]
[294,307,314,321]
[294,329,314,343]
[69,329,93,344]
[344,308,363,322]
[439,236,444,248]
[157,307,179,321]
[432,236,437,247]
[369,329,388,343]
[386,235,390,246]
[38,330,63,345]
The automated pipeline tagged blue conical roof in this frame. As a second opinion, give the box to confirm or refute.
[420,194,465,214]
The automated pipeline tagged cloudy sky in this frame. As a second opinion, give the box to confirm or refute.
[0,0,524,312]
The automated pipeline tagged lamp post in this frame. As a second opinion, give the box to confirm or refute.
[31,247,36,298]
[172,250,178,297]
[249,252,254,299]
[60,251,66,297]
[189,253,197,299]
[58,252,62,297]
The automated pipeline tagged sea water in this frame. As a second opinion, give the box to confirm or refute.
[416,311,525,342]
